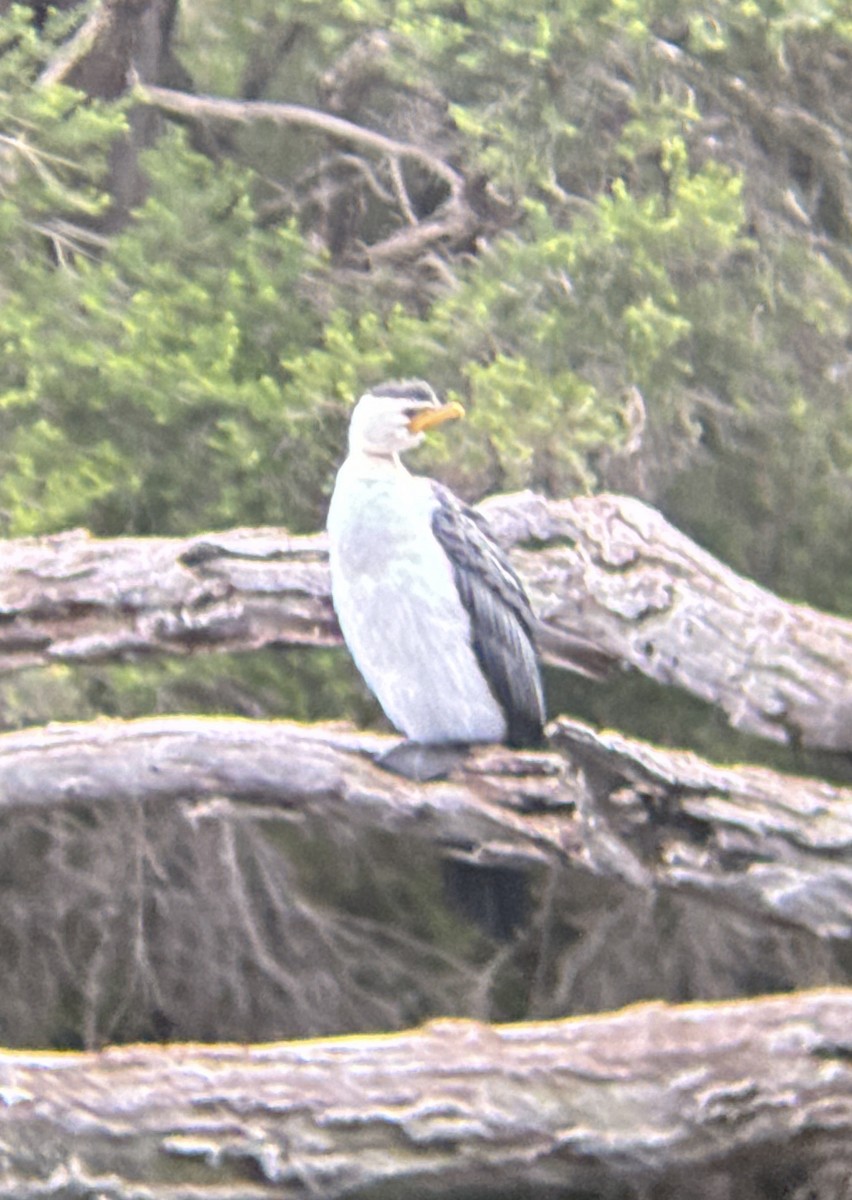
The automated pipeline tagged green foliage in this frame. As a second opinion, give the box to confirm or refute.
[0,7,122,232]
[0,0,850,759]
[275,137,751,500]
[0,119,332,534]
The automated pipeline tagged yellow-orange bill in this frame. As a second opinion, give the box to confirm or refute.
[408,400,465,435]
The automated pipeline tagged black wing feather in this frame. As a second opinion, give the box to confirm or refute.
[431,484,545,748]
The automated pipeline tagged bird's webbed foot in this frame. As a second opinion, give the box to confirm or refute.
[376,740,471,782]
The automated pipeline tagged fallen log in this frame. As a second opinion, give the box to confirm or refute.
[1,492,851,751]
[0,990,849,1199]
[0,714,848,1048]
[0,525,336,667]
[1,713,850,938]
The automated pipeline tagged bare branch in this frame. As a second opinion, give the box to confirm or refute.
[366,201,479,264]
[325,153,397,204]
[0,990,849,1197]
[388,154,419,224]
[136,81,464,198]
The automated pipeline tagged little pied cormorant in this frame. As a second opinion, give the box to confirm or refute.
[327,380,545,750]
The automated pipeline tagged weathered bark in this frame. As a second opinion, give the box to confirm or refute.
[0,990,849,1199]
[482,491,852,753]
[2,492,851,751]
[549,717,852,940]
[0,525,336,667]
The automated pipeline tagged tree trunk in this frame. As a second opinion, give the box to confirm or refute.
[0,990,849,1199]
[2,492,850,750]
[39,0,187,226]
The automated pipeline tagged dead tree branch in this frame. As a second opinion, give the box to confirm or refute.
[2,492,851,750]
[37,0,189,224]
[136,81,463,195]
[136,81,463,193]
[134,81,484,264]
[0,990,849,1199]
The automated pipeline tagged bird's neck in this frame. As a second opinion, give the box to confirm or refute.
[344,448,409,478]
